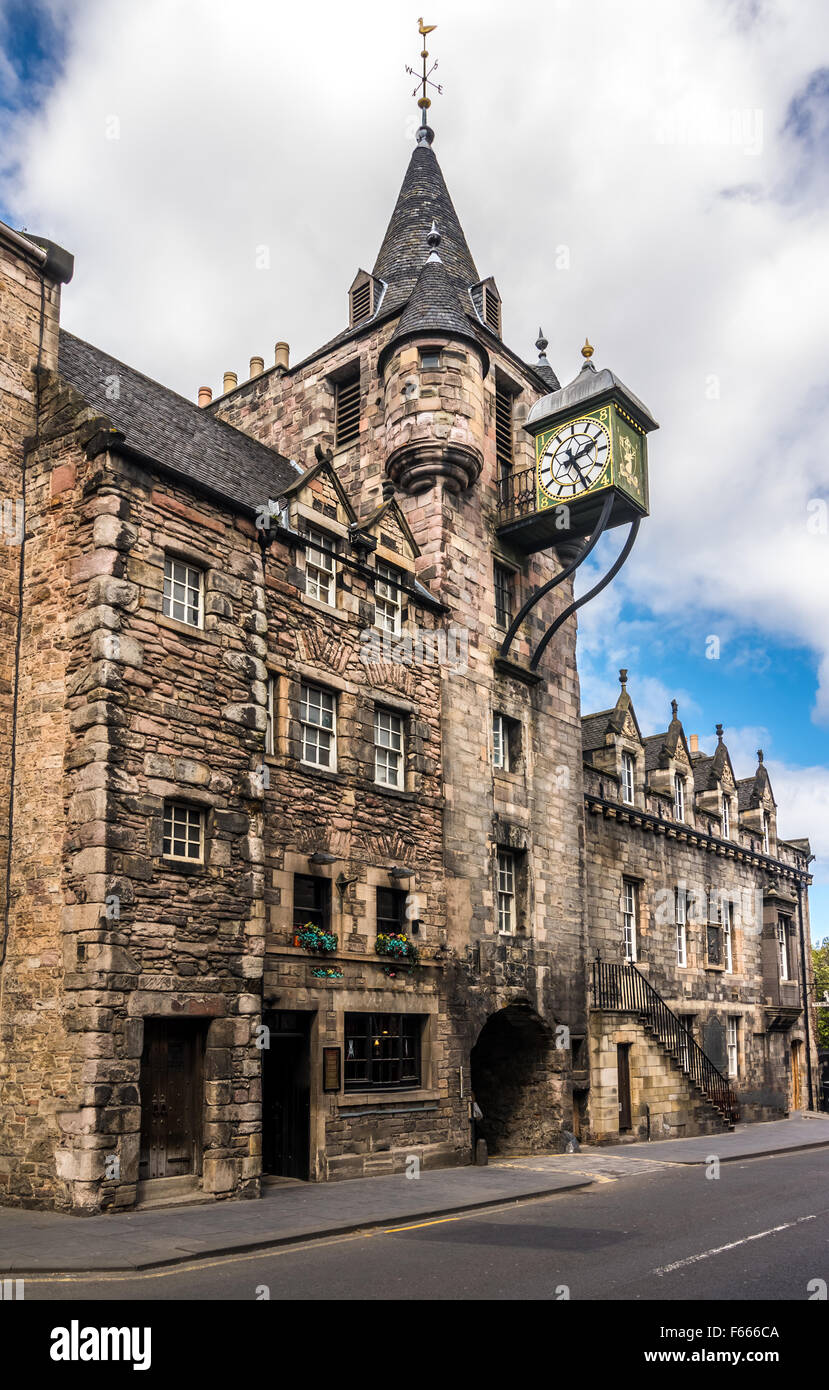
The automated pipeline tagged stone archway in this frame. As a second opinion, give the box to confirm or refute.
[470,1004,562,1155]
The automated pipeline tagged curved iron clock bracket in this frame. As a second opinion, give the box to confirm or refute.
[529,515,640,671]
[498,493,615,662]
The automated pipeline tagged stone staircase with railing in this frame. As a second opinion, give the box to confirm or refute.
[592,957,739,1131]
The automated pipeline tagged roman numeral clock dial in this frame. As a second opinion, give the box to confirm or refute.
[538,417,610,499]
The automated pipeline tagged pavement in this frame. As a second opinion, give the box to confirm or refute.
[1,1111,827,1275]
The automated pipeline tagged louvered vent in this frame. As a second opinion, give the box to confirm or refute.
[484,287,501,335]
[495,384,513,481]
[335,373,361,447]
[350,279,373,326]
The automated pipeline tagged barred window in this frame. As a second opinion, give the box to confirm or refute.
[375,560,402,636]
[305,528,336,605]
[163,556,203,628]
[300,683,336,768]
[497,849,515,934]
[344,1013,422,1091]
[494,562,513,628]
[163,801,204,862]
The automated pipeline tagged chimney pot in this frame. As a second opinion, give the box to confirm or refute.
[274,341,290,371]
[690,734,699,753]
[198,386,213,407]
[223,371,238,395]
[249,355,264,379]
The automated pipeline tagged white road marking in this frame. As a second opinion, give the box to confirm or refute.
[654,1211,823,1276]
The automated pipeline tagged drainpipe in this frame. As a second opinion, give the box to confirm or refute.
[796,873,815,1111]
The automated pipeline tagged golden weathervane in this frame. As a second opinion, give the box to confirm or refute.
[406,18,442,122]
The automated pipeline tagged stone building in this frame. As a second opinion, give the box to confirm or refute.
[0,113,817,1212]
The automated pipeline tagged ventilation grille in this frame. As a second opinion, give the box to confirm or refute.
[484,287,501,335]
[495,384,513,480]
[335,374,361,447]
[350,279,373,325]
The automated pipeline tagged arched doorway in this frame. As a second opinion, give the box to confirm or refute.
[470,1004,562,1155]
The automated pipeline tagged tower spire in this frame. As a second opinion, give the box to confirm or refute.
[407,18,441,146]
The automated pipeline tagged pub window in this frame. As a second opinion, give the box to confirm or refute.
[374,560,403,636]
[622,879,638,962]
[374,707,404,788]
[621,752,635,806]
[300,682,336,769]
[163,555,203,628]
[305,527,336,605]
[494,562,514,628]
[376,886,407,936]
[495,381,514,489]
[293,874,331,933]
[162,801,204,863]
[497,849,516,934]
[334,370,360,447]
[344,1013,422,1091]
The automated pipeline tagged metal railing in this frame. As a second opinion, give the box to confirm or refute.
[497,467,535,522]
[592,958,739,1124]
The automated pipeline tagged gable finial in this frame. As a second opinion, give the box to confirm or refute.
[716,722,724,743]
[619,668,628,689]
[536,327,549,363]
[671,699,678,721]
[407,19,441,145]
[757,747,764,764]
[426,220,442,262]
[581,337,594,360]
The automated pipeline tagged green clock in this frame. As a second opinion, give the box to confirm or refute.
[536,402,647,514]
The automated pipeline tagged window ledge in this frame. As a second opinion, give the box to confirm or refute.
[158,856,206,875]
[338,1088,439,1108]
[157,612,213,642]
[301,592,348,622]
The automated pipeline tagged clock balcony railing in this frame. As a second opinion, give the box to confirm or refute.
[497,466,535,523]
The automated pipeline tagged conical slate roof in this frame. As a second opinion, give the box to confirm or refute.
[372,143,479,315]
[385,255,487,365]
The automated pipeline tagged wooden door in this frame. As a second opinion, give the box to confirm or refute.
[262,1013,311,1179]
[139,1020,204,1180]
[617,1043,632,1132]
[791,1041,803,1111]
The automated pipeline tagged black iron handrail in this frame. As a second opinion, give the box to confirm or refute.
[592,958,739,1124]
[497,466,535,521]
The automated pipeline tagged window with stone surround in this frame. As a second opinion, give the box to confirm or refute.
[622,878,638,961]
[777,915,792,980]
[674,773,685,823]
[305,526,337,605]
[493,561,514,629]
[621,751,635,806]
[721,793,731,839]
[723,899,734,973]
[419,348,442,370]
[497,849,516,933]
[300,682,336,769]
[727,1015,739,1077]
[376,886,407,936]
[374,560,403,636]
[344,1013,422,1091]
[675,887,688,967]
[334,369,360,447]
[265,676,276,756]
[163,555,203,628]
[162,801,204,863]
[762,813,770,855]
[374,707,404,788]
[492,711,521,772]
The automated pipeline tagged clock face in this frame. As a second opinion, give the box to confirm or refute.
[538,417,610,499]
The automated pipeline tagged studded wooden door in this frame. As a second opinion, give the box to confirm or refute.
[139,1020,204,1180]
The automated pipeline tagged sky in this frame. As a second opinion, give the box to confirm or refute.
[1,0,828,940]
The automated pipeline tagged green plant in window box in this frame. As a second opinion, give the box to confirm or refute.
[375,931,420,968]
[297,922,338,954]
[311,966,344,979]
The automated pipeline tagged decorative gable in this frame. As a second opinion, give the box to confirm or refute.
[355,497,420,564]
[283,448,357,532]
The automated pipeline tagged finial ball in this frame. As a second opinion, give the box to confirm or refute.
[581,338,595,360]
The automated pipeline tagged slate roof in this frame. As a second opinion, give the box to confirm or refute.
[372,144,479,317]
[581,709,615,753]
[384,256,488,366]
[59,330,296,513]
[642,732,670,773]
[527,359,658,430]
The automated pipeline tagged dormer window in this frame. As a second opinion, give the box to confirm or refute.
[674,773,685,823]
[349,272,378,327]
[483,286,501,335]
[621,752,635,806]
